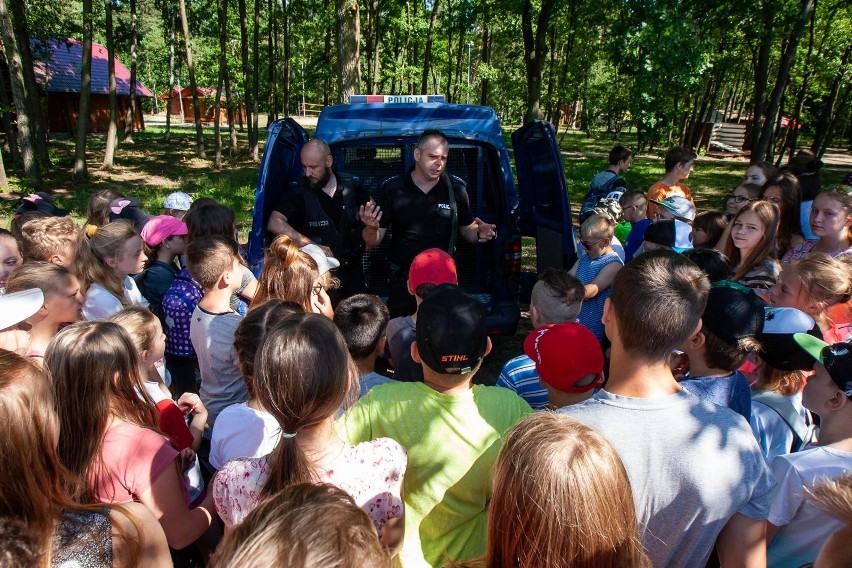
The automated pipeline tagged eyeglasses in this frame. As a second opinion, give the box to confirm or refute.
[727,194,756,204]
[312,284,324,296]
[580,238,603,250]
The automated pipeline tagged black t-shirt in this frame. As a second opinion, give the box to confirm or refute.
[272,173,369,233]
[379,170,474,267]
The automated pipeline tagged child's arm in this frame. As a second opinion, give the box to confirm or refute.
[177,393,208,452]
[583,262,621,299]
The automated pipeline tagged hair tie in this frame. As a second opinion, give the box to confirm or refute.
[281,431,297,439]
[110,199,132,215]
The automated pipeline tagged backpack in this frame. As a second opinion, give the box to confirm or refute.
[751,390,817,452]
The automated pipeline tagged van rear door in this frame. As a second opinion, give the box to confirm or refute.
[511,120,577,272]
[248,117,309,272]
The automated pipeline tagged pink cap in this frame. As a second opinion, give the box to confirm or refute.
[140,215,188,247]
[409,248,458,292]
[523,323,604,393]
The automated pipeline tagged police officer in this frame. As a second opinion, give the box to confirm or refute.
[267,138,373,300]
[361,129,496,317]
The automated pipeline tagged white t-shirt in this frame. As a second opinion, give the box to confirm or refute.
[768,446,852,567]
[209,402,281,470]
[750,390,810,463]
[82,276,149,320]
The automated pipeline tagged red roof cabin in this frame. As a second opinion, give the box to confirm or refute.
[31,38,153,134]
[159,86,246,126]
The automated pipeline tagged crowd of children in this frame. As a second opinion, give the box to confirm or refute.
[0,150,851,568]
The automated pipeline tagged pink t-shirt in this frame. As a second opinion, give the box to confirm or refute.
[91,421,181,504]
[213,437,406,533]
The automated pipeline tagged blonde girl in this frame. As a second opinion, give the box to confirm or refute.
[250,235,318,312]
[723,200,781,297]
[5,262,84,359]
[783,186,852,263]
[78,220,149,320]
[462,413,648,568]
[45,321,216,550]
[0,349,170,566]
[770,253,852,343]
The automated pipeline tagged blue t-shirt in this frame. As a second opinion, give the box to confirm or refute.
[496,354,548,410]
[576,251,623,341]
[625,218,653,262]
[680,370,752,422]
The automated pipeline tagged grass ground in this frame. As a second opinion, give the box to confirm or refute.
[2,122,849,382]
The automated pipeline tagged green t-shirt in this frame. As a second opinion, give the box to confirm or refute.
[340,381,532,568]
[615,220,632,245]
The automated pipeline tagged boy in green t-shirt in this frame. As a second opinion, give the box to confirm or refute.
[340,284,532,567]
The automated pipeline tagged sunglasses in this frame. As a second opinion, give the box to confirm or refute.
[580,238,604,250]
[727,194,756,204]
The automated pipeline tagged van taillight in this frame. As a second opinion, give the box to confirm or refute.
[502,238,522,274]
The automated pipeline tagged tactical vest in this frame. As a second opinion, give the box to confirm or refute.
[295,172,363,267]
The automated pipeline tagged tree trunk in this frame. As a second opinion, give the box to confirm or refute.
[0,147,7,190]
[9,0,49,166]
[521,0,557,123]
[251,0,261,160]
[103,0,118,169]
[179,0,206,158]
[239,0,253,142]
[479,21,491,106]
[0,0,41,186]
[336,0,360,101]
[282,0,290,114]
[420,0,439,94]
[267,0,276,125]
[214,0,229,169]
[224,65,238,154]
[165,6,176,140]
[72,0,93,182]
[811,44,851,155]
[750,1,774,157]
[816,82,850,159]
[123,0,138,142]
[0,63,20,163]
[754,0,814,162]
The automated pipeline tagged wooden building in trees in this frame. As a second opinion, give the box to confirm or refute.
[159,86,246,125]
[30,38,153,134]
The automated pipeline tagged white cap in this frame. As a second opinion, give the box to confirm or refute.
[300,244,340,277]
[0,289,45,330]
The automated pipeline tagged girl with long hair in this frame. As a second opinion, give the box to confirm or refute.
[783,187,852,263]
[723,200,781,298]
[5,262,84,359]
[78,220,149,320]
[250,235,319,312]
[212,312,406,551]
[463,412,648,568]
[45,321,216,551]
[0,349,170,566]
[761,173,804,258]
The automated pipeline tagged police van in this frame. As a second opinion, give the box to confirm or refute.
[248,96,576,335]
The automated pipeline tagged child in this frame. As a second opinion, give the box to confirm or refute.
[497,268,585,409]
[109,306,207,505]
[810,474,852,566]
[209,300,301,470]
[84,189,120,237]
[620,189,652,261]
[523,323,604,409]
[765,334,852,567]
[334,294,397,398]
[579,144,633,223]
[557,250,772,567]
[0,288,44,355]
[770,254,852,343]
[0,228,22,291]
[5,262,84,360]
[639,219,695,255]
[682,247,730,283]
[386,247,458,382]
[45,321,215,550]
[186,235,248,431]
[761,173,804,258]
[646,147,696,219]
[649,195,696,223]
[137,215,188,318]
[479,413,648,568]
[570,214,622,342]
[164,191,193,220]
[722,200,781,298]
[213,312,406,548]
[725,183,761,217]
[212,483,390,568]
[744,161,776,186]
[692,211,727,248]
[78,220,150,320]
[783,187,852,263]
[678,282,764,421]
[17,216,79,267]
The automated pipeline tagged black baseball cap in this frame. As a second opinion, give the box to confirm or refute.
[758,307,823,371]
[416,284,487,375]
[701,281,765,346]
[794,335,852,396]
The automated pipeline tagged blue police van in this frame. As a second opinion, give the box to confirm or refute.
[248,99,576,335]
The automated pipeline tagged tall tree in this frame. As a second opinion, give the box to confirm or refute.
[123,0,139,143]
[179,0,206,158]
[165,4,177,141]
[521,0,558,123]
[103,0,119,169]
[420,0,439,94]
[73,0,93,182]
[251,0,261,160]
[214,0,230,168]
[0,0,41,186]
[0,64,20,163]
[238,0,253,145]
[336,0,360,101]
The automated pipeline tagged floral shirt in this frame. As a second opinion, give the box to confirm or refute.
[781,239,852,264]
[213,437,406,533]
[162,268,203,357]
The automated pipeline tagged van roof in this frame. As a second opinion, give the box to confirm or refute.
[315,103,506,148]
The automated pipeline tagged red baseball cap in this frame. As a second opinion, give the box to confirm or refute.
[409,248,458,292]
[523,323,604,393]
[140,215,188,247]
